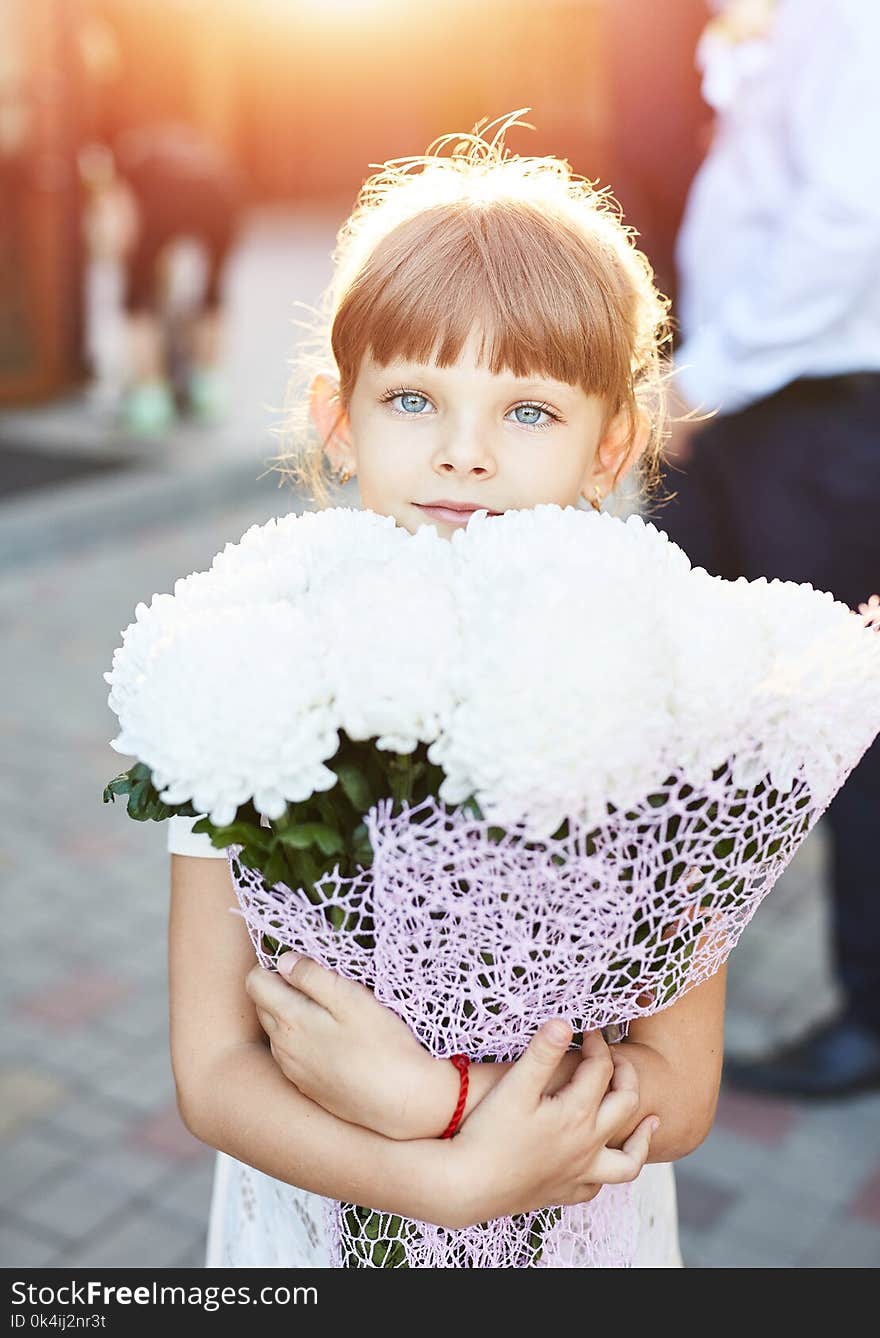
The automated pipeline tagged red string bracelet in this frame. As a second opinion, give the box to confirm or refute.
[440,1054,470,1138]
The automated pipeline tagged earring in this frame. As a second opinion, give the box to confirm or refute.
[590,485,603,512]
[337,467,353,486]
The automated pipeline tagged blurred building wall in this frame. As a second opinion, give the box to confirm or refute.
[0,0,87,402]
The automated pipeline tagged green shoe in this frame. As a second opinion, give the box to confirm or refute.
[122,381,176,436]
[187,368,228,424]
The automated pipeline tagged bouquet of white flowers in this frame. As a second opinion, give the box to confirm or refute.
[104,505,880,1268]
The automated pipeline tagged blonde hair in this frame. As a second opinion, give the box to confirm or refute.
[277,112,672,508]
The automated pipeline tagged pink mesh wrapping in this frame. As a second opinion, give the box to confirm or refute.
[228,759,850,1267]
[320,1189,635,1268]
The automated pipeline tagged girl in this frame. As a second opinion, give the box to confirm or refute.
[168,117,726,1268]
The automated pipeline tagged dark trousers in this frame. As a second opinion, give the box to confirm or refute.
[658,374,880,1030]
[123,167,241,315]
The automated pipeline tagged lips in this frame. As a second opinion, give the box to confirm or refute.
[414,502,503,526]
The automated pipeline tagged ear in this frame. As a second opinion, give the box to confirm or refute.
[585,407,649,500]
[308,372,355,477]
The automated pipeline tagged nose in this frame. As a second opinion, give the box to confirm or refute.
[432,423,496,479]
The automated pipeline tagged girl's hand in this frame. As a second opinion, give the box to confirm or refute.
[444,1020,658,1231]
[245,954,441,1139]
[246,954,607,1142]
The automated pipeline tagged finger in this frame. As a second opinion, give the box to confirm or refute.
[266,1036,292,1080]
[621,1114,660,1163]
[505,1020,575,1104]
[594,1085,640,1141]
[558,1031,615,1111]
[591,1116,659,1185]
[245,963,323,1022]
[599,1053,639,1104]
[580,1029,611,1062]
[593,1051,641,1138]
[255,1006,277,1037]
[608,1049,639,1095]
[277,952,368,1020]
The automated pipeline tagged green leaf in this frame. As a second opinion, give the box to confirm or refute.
[196,820,272,852]
[335,762,373,813]
[312,825,345,856]
[127,784,171,821]
[315,792,343,830]
[262,849,289,889]
[102,773,133,803]
[276,823,344,856]
[296,846,324,888]
[458,795,484,822]
[104,764,199,823]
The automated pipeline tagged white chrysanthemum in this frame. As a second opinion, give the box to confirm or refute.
[172,507,409,613]
[745,583,880,801]
[660,569,776,788]
[433,507,689,837]
[107,507,408,696]
[211,507,407,587]
[309,522,459,752]
[109,602,339,825]
[659,564,880,799]
[105,508,415,824]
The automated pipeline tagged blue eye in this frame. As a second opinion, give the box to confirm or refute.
[510,402,557,428]
[396,392,429,414]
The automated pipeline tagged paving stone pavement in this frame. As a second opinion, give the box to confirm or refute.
[2,212,879,1272]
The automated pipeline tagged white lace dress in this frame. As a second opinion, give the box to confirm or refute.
[168,817,684,1269]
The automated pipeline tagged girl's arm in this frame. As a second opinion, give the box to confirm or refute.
[249,951,726,1164]
[610,965,727,1161]
[169,854,656,1231]
[169,853,455,1224]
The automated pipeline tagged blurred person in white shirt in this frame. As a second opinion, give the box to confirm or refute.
[661,0,880,1096]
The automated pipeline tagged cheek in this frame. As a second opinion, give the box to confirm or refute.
[510,441,590,499]
[358,435,419,497]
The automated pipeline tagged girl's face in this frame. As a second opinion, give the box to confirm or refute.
[311,326,643,537]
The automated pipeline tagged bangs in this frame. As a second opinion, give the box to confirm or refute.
[331,203,634,403]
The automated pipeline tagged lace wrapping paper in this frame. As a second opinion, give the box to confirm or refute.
[227,755,858,1268]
